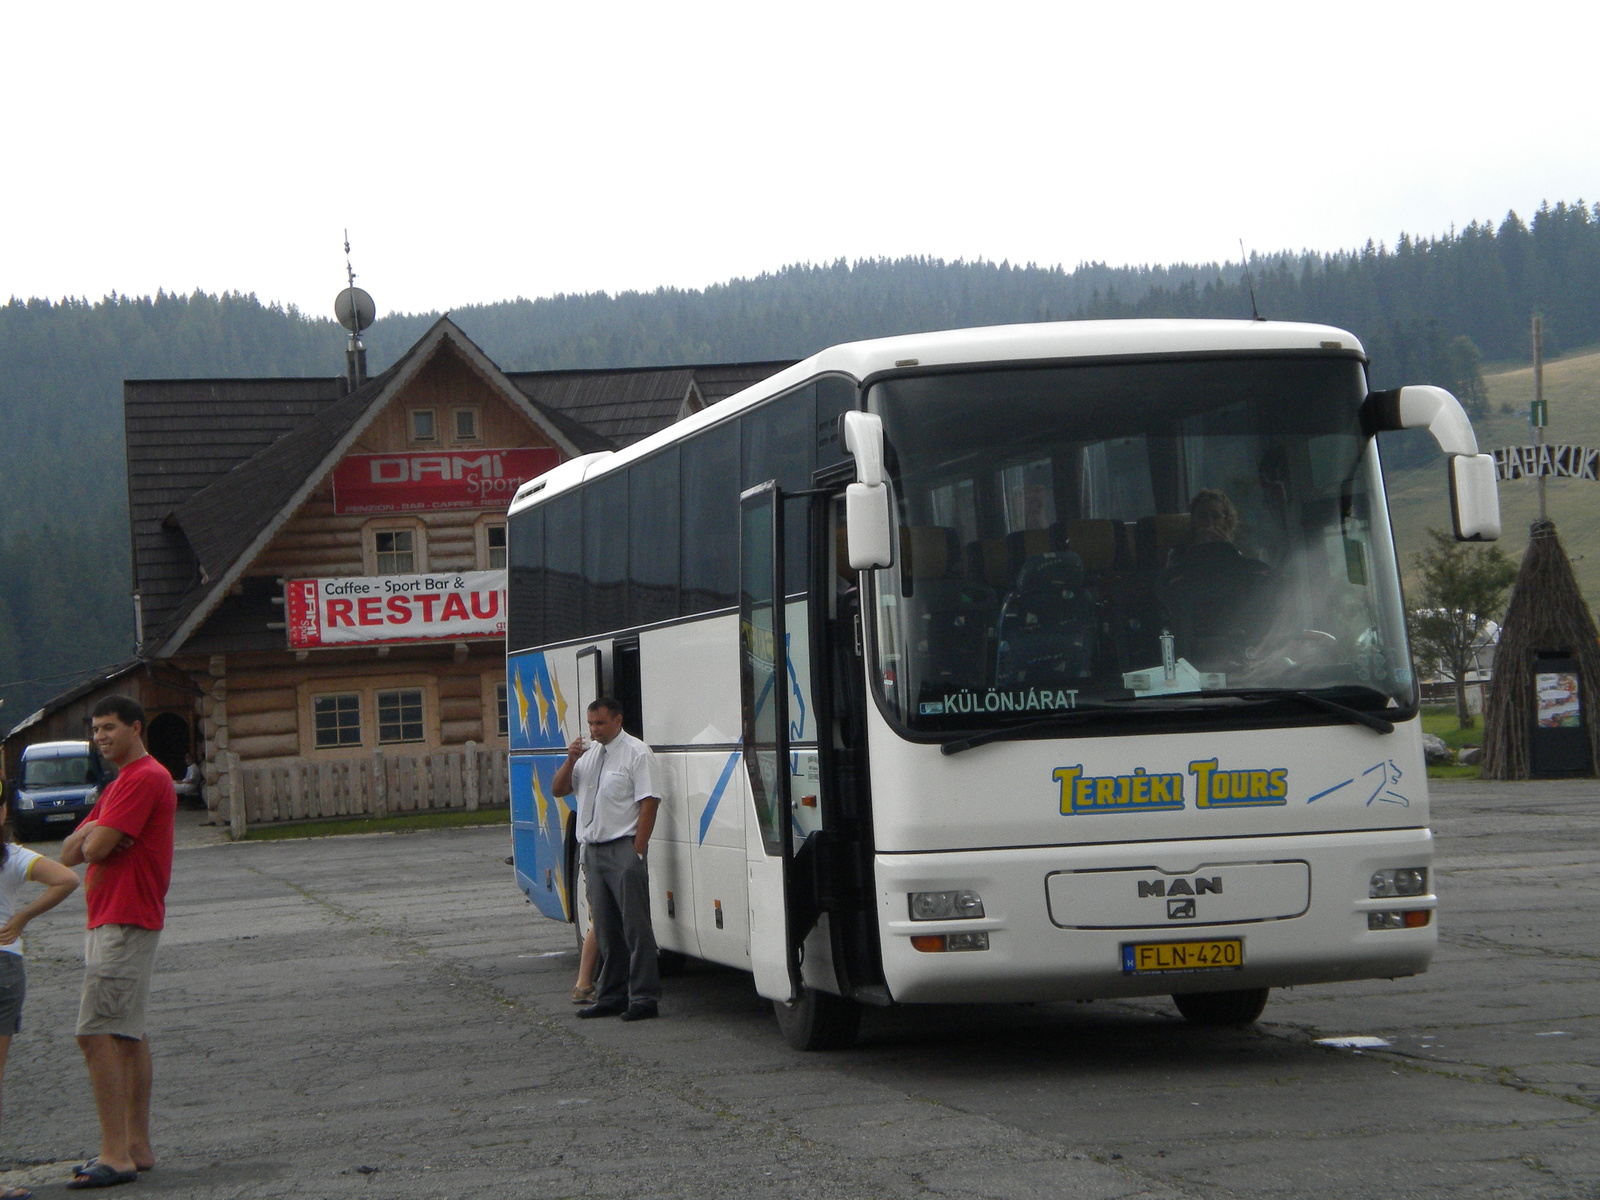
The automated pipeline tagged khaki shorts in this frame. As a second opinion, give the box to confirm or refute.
[77,924,160,1039]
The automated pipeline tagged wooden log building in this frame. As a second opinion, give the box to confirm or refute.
[3,317,788,825]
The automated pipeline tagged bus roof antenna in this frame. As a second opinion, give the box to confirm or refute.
[335,229,376,389]
[1239,238,1263,322]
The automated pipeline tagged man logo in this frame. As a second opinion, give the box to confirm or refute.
[1167,898,1197,920]
[1137,876,1221,898]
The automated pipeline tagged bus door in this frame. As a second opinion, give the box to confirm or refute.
[739,481,827,1002]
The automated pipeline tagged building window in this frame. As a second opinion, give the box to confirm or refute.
[375,530,415,574]
[496,682,509,737]
[313,694,362,748]
[377,688,425,744]
[411,409,437,441]
[453,408,480,440]
[486,523,507,569]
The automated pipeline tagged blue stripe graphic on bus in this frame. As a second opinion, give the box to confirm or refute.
[699,750,743,845]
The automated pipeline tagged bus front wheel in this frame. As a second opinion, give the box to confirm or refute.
[1172,987,1269,1026]
[773,988,861,1051]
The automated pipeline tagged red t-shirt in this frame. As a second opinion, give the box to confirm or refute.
[84,753,176,931]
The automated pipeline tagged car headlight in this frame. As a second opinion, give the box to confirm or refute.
[1369,868,1427,898]
[908,890,985,920]
[13,795,33,811]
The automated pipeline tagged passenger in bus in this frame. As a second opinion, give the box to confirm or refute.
[1159,489,1272,669]
[552,698,663,1022]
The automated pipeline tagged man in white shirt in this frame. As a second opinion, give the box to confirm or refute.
[552,697,662,1021]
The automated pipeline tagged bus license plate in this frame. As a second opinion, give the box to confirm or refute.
[1122,939,1242,974]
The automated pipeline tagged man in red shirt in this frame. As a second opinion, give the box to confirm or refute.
[61,696,176,1189]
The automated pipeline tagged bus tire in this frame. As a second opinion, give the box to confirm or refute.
[657,949,688,977]
[1172,987,1270,1026]
[773,988,861,1051]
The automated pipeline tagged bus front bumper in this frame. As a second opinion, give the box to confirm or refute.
[874,828,1435,1005]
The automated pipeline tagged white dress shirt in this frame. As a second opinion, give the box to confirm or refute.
[572,731,661,845]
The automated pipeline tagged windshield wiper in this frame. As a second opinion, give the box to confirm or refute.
[939,706,1124,756]
[1197,687,1398,734]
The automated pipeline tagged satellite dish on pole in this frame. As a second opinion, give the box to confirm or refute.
[335,286,376,333]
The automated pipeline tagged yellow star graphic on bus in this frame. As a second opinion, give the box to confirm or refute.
[513,668,530,735]
[551,669,568,737]
[531,763,548,828]
[533,673,550,736]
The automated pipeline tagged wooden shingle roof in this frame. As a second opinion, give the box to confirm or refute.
[506,361,795,448]
[124,376,349,653]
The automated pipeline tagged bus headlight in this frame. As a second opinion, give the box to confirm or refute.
[1369,868,1427,898]
[908,890,985,921]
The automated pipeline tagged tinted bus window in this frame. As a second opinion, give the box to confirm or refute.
[816,375,856,471]
[630,447,680,624]
[544,494,583,643]
[681,420,739,614]
[584,473,628,635]
[507,506,543,651]
[743,386,815,592]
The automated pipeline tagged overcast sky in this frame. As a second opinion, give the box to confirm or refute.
[4,1,1595,319]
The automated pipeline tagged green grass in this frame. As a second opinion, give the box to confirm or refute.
[235,806,510,841]
[1420,704,1485,779]
[1420,704,1483,751]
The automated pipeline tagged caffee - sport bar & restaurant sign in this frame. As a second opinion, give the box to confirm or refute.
[332,448,560,515]
[286,573,507,648]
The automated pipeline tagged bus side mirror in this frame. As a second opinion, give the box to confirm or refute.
[1364,385,1500,542]
[843,412,894,569]
[1449,453,1501,541]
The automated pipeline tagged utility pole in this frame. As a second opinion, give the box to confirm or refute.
[1532,314,1547,521]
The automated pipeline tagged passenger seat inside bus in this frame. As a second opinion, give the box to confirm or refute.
[903,526,995,688]
[995,551,1097,686]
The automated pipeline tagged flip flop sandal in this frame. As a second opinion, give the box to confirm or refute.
[571,985,595,1003]
[65,1162,136,1189]
[1,1185,33,1199]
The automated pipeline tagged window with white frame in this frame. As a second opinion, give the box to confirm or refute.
[376,688,425,744]
[485,523,507,569]
[410,409,437,441]
[375,529,415,574]
[496,682,509,737]
[313,693,362,748]
[453,408,480,440]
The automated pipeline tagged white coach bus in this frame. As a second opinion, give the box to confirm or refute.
[505,319,1500,1049]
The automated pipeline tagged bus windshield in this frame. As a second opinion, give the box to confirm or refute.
[866,356,1414,735]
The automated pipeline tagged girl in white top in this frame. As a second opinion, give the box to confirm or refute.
[0,800,80,1199]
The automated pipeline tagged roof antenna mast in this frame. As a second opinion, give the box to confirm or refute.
[1239,238,1263,322]
[334,230,377,390]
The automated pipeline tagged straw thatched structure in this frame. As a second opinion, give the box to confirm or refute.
[1480,520,1600,778]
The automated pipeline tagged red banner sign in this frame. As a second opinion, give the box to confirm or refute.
[286,572,507,648]
[331,448,560,515]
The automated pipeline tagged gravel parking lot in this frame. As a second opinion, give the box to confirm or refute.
[0,779,1594,1199]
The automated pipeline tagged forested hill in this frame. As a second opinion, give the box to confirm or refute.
[2,200,1597,723]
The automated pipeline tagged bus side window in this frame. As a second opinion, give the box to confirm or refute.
[629,447,680,624]
[507,506,544,651]
[743,384,815,594]
[583,473,628,635]
[544,494,583,643]
[681,420,740,614]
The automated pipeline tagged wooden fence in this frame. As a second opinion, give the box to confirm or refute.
[224,743,509,836]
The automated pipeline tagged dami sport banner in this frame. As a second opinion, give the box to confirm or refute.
[332,448,560,515]
[286,572,507,648]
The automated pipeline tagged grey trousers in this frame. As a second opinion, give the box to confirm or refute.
[583,838,661,1007]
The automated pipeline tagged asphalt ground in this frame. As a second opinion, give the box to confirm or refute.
[0,779,1594,1200]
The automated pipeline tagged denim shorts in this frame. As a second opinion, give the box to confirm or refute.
[0,952,25,1035]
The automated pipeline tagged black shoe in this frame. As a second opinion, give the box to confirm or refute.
[576,1002,627,1019]
[619,1002,659,1022]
